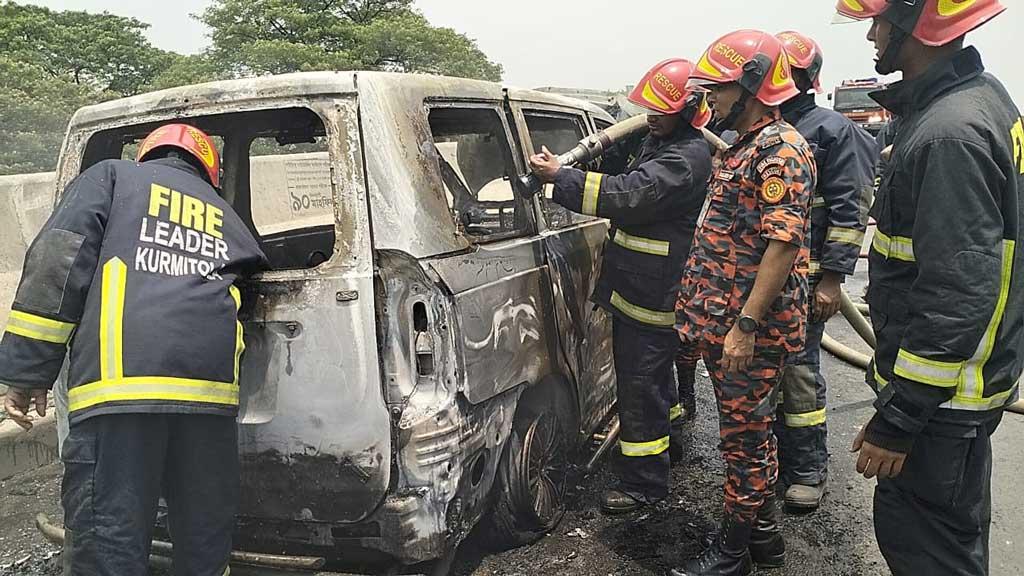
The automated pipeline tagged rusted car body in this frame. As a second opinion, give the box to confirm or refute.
[54,72,618,572]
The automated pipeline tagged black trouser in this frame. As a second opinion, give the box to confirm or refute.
[874,416,1001,576]
[612,316,678,502]
[775,320,828,486]
[61,413,238,576]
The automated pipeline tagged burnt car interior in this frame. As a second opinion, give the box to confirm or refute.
[427,106,530,239]
[81,107,337,271]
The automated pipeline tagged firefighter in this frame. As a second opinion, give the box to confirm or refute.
[0,124,267,576]
[774,31,877,511]
[528,59,713,514]
[835,1,1021,574]
[673,30,815,576]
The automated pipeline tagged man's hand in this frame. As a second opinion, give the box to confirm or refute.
[528,146,562,184]
[813,272,843,323]
[851,425,908,480]
[3,387,48,431]
[722,323,755,373]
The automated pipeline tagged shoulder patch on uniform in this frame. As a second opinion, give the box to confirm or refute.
[761,177,787,204]
[715,169,737,182]
[755,155,786,175]
[758,135,783,150]
[756,123,786,150]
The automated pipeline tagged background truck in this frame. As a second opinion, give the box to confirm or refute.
[829,78,891,136]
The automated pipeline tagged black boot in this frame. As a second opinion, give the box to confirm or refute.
[671,517,753,576]
[669,420,686,465]
[750,494,786,568]
[601,489,647,515]
[676,360,697,420]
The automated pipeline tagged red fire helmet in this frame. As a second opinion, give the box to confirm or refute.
[777,31,824,93]
[835,0,1005,46]
[137,123,221,187]
[628,58,712,129]
[688,30,799,107]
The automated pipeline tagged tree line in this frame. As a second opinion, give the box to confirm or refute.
[0,0,503,174]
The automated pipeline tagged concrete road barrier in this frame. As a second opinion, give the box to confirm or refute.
[0,414,58,481]
[0,172,57,331]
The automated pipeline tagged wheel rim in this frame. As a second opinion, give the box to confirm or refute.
[518,411,568,528]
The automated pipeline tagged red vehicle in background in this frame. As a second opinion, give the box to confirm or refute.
[829,78,891,135]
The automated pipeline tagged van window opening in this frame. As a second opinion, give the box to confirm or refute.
[523,112,589,230]
[427,106,528,239]
[80,107,336,271]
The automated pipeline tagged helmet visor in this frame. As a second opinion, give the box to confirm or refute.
[831,12,864,24]
[685,79,715,91]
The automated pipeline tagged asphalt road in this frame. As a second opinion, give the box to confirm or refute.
[2,263,1023,575]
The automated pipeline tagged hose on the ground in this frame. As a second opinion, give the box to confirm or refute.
[820,290,875,368]
[821,332,871,369]
[840,291,876,349]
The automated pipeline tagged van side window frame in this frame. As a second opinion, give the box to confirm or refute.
[425,99,536,244]
[515,106,597,230]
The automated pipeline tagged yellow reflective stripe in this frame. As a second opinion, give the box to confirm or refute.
[620,435,670,457]
[784,408,826,428]
[811,196,826,209]
[669,404,683,421]
[230,285,244,386]
[871,230,915,262]
[68,377,239,412]
[610,291,675,327]
[946,383,1019,411]
[4,311,76,344]
[958,240,1015,401]
[826,227,866,247]
[808,260,822,276]
[613,230,670,257]
[874,363,888,389]
[100,258,127,381]
[894,349,962,387]
[582,172,602,216]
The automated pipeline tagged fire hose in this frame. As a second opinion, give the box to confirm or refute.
[519,115,730,195]
[35,514,331,573]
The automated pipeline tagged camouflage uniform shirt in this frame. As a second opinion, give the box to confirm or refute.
[677,111,816,356]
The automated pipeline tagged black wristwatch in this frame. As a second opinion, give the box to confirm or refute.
[737,314,759,334]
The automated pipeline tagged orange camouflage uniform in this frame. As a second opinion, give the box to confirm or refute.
[676,110,815,521]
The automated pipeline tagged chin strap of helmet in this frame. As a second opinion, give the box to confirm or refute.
[718,54,771,131]
[877,0,927,74]
[718,93,750,132]
[679,92,701,126]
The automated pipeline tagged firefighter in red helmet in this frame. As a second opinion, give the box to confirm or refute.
[672,30,815,576]
[772,30,877,512]
[835,1,1022,574]
[529,59,713,514]
[1,123,267,575]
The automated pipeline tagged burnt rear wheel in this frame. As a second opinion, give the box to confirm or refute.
[480,384,574,549]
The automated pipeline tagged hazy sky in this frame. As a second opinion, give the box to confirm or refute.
[27,0,1024,102]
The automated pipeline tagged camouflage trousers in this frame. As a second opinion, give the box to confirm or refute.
[702,345,785,522]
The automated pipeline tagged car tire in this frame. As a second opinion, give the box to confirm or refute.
[479,383,574,549]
